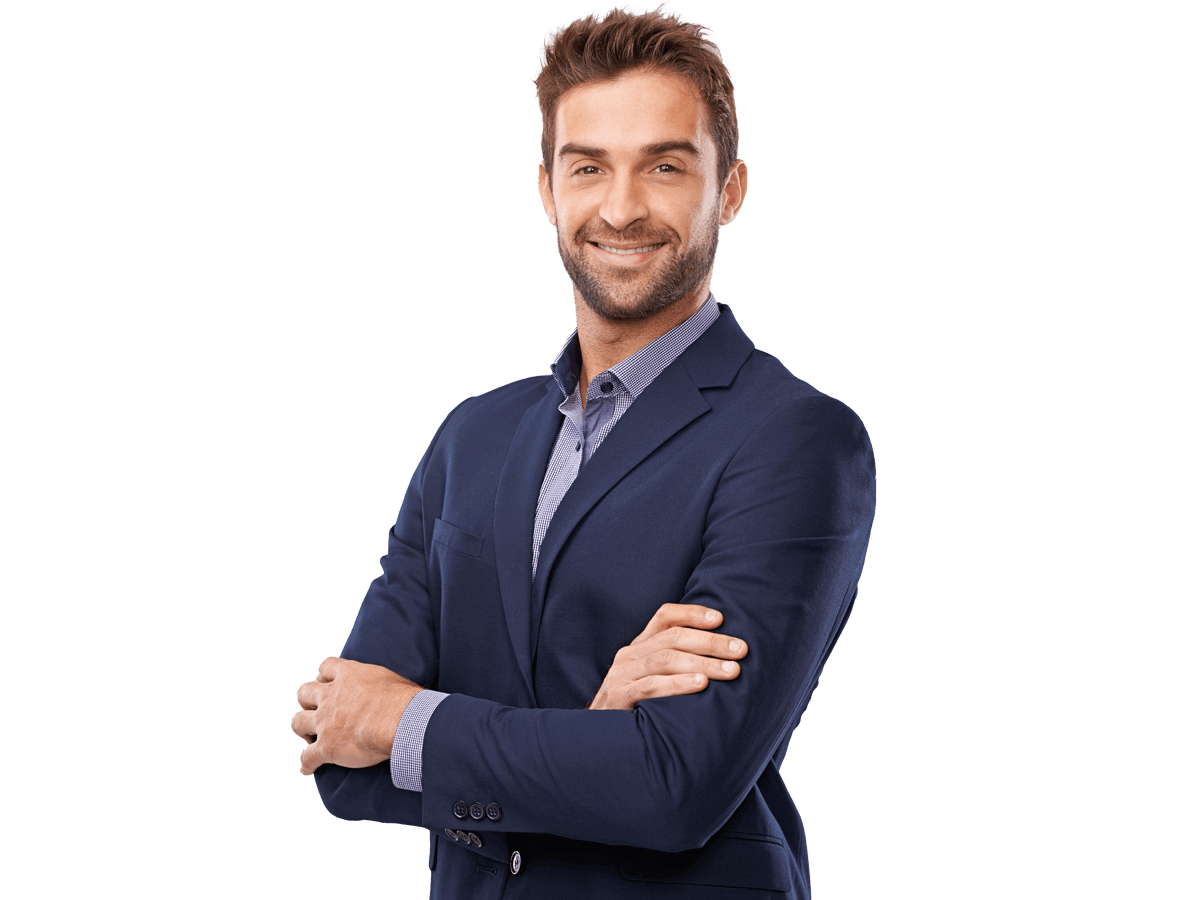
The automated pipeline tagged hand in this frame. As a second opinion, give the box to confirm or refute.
[293,657,422,776]
[588,604,748,711]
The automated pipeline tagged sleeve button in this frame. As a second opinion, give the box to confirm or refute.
[485,802,502,821]
[444,828,460,842]
[468,802,485,820]
[452,800,468,819]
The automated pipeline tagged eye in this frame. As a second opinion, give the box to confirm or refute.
[654,164,679,173]
[573,165,601,176]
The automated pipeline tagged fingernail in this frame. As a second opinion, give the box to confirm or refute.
[705,609,718,622]
[729,639,743,653]
[722,661,737,673]
[692,673,705,684]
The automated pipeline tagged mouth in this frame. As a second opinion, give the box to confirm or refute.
[589,241,666,257]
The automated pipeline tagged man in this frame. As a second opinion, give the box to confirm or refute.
[293,10,874,899]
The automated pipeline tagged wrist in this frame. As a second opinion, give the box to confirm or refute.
[371,684,421,756]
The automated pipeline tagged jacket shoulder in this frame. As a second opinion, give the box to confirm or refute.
[729,348,870,446]
[438,374,551,430]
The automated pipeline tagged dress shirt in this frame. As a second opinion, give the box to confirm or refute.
[390,295,721,792]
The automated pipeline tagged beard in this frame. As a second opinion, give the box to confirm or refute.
[555,213,720,322]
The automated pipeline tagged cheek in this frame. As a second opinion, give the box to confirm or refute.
[559,201,593,236]
[683,198,719,240]
[681,207,705,243]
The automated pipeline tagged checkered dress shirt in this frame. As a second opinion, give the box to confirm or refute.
[390,295,720,791]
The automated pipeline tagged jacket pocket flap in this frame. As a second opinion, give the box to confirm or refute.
[432,518,484,558]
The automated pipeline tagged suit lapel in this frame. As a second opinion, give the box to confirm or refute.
[493,380,562,704]
[528,308,755,656]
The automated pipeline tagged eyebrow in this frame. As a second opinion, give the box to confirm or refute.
[557,140,702,160]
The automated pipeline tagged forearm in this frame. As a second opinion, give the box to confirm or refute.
[422,696,733,852]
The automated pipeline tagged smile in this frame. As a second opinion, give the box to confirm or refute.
[591,242,665,256]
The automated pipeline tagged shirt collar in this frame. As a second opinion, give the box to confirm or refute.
[550,294,720,400]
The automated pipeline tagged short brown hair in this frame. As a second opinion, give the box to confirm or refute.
[536,8,738,185]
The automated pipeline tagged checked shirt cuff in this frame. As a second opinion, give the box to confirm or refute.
[390,689,449,791]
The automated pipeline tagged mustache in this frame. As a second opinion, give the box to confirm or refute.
[573,222,677,246]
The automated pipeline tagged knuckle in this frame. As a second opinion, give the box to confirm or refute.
[649,648,677,669]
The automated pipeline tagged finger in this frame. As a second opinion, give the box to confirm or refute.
[640,647,741,680]
[649,627,748,661]
[632,604,723,644]
[292,709,317,740]
[317,657,341,683]
[297,682,320,709]
[626,673,710,706]
[300,739,324,776]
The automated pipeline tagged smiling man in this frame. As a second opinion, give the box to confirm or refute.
[293,10,874,900]
[543,68,732,325]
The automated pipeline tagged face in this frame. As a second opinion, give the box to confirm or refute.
[538,68,746,323]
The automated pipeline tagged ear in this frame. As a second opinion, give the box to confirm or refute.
[718,160,748,225]
[538,163,558,226]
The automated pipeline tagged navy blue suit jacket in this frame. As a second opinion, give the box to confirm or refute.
[316,306,875,899]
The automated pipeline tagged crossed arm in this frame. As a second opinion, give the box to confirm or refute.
[292,602,749,776]
[294,392,873,854]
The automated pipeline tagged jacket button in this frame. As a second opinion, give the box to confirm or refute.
[468,802,485,820]
[485,802,502,821]
[456,830,471,843]
[452,800,468,819]
[444,828,459,842]
[509,850,522,875]
[468,832,482,847]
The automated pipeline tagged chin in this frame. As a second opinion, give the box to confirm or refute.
[579,288,685,323]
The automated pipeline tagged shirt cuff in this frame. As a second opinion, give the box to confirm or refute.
[390,689,449,791]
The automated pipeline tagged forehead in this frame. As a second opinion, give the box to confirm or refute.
[553,68,713,161]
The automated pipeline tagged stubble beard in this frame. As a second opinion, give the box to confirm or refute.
[555,213,720,323]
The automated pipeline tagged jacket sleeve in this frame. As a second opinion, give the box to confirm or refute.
[313,405,463,831]
[418,394,875,853]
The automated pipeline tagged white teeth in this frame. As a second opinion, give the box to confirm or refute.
[596,243,661,255]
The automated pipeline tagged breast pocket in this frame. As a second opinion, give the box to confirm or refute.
[432,517,485,559]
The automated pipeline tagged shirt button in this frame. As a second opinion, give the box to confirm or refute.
[468,802,485,821]
[452,800,468,819]
[485,802,502,821]
[600,382,614,393]
[510,850,522,875]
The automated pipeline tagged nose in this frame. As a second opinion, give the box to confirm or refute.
[598,173,648,232]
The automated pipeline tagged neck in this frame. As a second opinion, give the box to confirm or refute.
[575,282,710,398]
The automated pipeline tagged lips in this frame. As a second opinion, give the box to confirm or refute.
[592,242,666,256]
